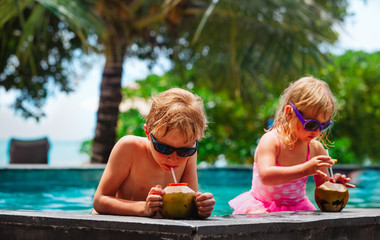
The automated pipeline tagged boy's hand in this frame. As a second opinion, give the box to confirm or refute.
[330,173,356,188]
[145,185,165,216]
[194,192,215,218]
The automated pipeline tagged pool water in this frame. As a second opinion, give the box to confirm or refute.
[0,168,102,212]
[346,169,380,208]
[0,167,379,215]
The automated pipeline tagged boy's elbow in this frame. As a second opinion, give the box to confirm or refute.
[93,195,105,214]
[93,198,100,212]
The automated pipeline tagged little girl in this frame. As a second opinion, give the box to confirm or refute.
[229,76,355,214]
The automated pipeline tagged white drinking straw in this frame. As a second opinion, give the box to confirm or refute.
[326,149,334,177]
[171,167,177,183]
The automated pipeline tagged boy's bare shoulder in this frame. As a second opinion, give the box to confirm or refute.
[115,135,149,152]
[118,135,147,143]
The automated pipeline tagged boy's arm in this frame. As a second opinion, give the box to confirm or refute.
[93,136,160,216]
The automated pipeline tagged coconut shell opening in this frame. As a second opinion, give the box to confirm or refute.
[317,181,347,192]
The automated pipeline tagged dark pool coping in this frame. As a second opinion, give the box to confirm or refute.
[0,209,379,239]
[2,163,379,170]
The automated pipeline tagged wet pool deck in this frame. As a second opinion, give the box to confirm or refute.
[0,208,379,239]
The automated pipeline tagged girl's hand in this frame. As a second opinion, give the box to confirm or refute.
[330,173,356,188]
[145,185,165,216]
[194,192,215,218]
[305,155,335,177]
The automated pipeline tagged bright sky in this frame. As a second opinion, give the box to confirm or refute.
[1,0,379,142]
[333,0,380,53]
[0,56,171,141]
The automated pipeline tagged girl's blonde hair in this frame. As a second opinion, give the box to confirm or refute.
[145,88,207,143]
[273,76,337,149]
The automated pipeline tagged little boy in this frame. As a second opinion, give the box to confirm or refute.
[93,88,215,218]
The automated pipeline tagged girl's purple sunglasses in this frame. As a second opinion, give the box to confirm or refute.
[289,101,333,132]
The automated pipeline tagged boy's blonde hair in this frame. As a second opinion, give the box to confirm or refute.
[273,76,337,148]
[145,88,207,143]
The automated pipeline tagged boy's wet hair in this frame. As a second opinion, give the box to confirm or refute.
[273,76,337,148]
[145,88,207,143]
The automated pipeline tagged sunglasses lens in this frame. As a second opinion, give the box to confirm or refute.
[177,148,197,157]
[154,143,174,155]
[304,121,320,131]
[321,122,333,132]
[150,133,198,157]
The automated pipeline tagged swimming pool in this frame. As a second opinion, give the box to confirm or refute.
[0,166,378,215]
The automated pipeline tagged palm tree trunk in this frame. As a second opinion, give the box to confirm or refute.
[91,60,123,163]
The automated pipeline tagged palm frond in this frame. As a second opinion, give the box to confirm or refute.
[37,0,105,47]
[0,0,33,27]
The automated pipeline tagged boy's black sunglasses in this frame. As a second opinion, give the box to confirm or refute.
[149,133,198,157]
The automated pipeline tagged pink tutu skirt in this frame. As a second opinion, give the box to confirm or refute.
[229,190,316,214]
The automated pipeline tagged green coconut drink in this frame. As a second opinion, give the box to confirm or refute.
[161,183,196,219]
[314,181,349,212]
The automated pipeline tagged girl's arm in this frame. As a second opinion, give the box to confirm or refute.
[313,142,355,188]
[256,133,334,185]
[310,141,357,188]
[312,141,331,187]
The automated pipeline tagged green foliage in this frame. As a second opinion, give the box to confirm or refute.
[117,109,146,140]
[80,139,93,158]
[0,0,103,120]
[328,137,356,164]
[312,51,380,163]
[112,51,380,165]
[117,71,279,165]
[4,0,352,165]
[177,0,349,106]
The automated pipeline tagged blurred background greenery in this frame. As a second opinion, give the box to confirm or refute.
[80,50,380,165]
[2,0,379,165]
